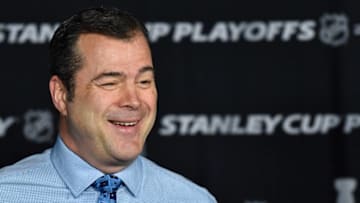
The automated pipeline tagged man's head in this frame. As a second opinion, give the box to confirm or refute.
[49,7,148,101]
[49,7,157,173]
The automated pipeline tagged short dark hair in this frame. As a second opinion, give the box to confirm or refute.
[49,7,148,101]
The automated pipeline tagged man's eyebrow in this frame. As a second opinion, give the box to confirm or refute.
[139,66,155,74]
[91,71,124,82]
[91,66,154,82]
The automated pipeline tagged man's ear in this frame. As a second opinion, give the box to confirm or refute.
[49,75,68,116]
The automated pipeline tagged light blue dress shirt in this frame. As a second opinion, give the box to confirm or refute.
[0,137,217,202]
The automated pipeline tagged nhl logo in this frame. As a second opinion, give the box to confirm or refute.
[23,109,54,143]
[319,13,349,47]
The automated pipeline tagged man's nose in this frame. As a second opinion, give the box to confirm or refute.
[119,83,141,110]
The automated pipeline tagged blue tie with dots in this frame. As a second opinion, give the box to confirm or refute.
[92,174,122,203]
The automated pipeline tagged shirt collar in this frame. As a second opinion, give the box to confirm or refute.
[114,154,143,197]
[50,136,143,198]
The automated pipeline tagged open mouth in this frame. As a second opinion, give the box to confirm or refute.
[109,120,138,127]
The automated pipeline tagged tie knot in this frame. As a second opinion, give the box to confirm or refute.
[92,174,122,193]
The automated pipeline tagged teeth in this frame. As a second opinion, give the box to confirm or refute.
[112,121,137,126]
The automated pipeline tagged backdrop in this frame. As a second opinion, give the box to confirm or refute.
[0,0,360,202]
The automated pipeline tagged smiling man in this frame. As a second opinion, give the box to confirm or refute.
[0,7,216,203]
[52,33,157,174]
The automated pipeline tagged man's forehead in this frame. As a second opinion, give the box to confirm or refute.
[76,33,151,58]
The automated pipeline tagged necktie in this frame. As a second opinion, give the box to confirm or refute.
[92,174,122,203]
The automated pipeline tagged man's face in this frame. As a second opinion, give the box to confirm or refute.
[55,33,157,172]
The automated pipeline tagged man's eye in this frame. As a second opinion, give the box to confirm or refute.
[100,82,116,86]
[96,82,118,90]
[137,79,153,88]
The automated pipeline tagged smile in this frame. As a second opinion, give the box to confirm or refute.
[109,120,138,127]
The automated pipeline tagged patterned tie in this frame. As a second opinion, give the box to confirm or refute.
[92,174,122,203]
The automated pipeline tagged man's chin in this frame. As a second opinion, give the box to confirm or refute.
[115,150,143,165]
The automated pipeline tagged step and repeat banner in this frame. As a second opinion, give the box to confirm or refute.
[1,0,360,202]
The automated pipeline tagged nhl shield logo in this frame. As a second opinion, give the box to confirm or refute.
[319,13,349,47]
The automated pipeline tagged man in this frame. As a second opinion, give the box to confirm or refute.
[0,7,217,202]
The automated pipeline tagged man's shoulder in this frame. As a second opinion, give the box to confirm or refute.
[0,149,60,185]
[139,156,217,202]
